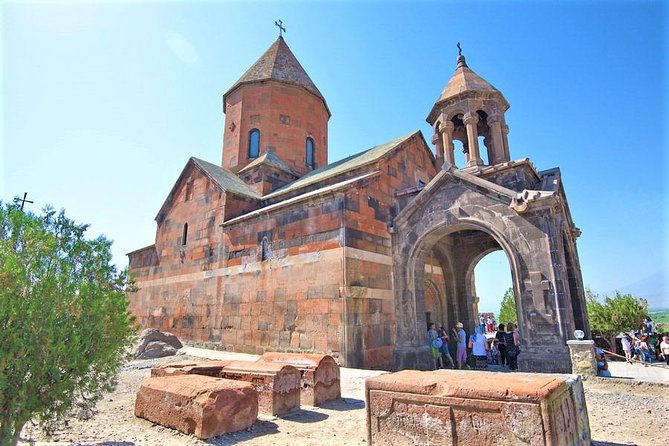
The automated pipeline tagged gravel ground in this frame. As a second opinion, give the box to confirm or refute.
[18,353,669,446]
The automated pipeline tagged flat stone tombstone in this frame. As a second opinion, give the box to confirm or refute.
[261,352,341,406]
[219,360,301,416]
[151,360,234,377]
[135,375,258,439]
[365,370,591,446]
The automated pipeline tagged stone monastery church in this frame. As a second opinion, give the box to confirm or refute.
[128,36,589,373]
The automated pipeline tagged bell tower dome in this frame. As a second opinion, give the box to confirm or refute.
[221,36,330,177]
[427,46,511,170]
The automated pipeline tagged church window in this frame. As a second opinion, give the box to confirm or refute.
[248,129,260,159]
[185,181,194,201]
[182,223,188,245]
[261,237,269,261]
[306,137,315,168]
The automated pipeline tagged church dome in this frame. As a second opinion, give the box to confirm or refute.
[223,36,329,116]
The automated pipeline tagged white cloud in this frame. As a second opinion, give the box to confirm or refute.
[164,31,199,65]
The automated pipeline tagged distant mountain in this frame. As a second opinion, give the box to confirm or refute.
[604,270,668,310]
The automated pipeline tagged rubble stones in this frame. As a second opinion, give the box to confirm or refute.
[132,328,183,359]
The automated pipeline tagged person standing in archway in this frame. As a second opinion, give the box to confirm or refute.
[437,323,455,369]
[504,322,521,371]
[452,322,467,369]
[427,323,441,370]
[495,323,507,366]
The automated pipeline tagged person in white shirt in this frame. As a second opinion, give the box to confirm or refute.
[621,333,633,363]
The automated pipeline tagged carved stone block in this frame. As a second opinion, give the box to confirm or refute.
[365,370,590,445]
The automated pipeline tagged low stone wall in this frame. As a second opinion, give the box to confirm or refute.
[365,370,590,445]
[135,375,258,439]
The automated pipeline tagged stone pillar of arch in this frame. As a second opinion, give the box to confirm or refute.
[502,123,511,161]
[463,112,483,167]
[487,115,507,164]
[431,132,444,169]
[441,121,456,167]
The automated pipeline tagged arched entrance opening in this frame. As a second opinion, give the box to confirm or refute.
[408,222,521,349]
[472,250,515,328]
[392,166,583,373]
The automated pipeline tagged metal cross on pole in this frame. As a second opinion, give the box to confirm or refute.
[14,192,34,212]
[275,20,286,37]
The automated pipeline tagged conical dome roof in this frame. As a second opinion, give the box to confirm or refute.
[436,55,502,102]
[427,54,508,124]
[223,36,329,115]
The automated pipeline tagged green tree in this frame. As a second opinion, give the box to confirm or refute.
[0,203,135,445]
[498,287,517,325]
[586,289,648,338]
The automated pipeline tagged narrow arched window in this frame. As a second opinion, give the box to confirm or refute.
[261,237,269,261]
[182,223,188,245]
[305,137,315,168]
[248,129,260,159]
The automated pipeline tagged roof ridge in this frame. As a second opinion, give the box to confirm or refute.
[263,131,419,199]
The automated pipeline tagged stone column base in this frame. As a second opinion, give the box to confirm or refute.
[518,344,573,373]
[394,345,434,371]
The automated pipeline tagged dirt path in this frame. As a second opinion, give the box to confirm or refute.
[19,354,669,446]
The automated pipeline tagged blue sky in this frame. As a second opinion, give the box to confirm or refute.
[2,1,667,311]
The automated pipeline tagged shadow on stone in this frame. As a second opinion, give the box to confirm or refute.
[99,442,136,446]
[279,409,329,423]
[319,397,365,411]
[591,441,635,446]
[205,419,279,444]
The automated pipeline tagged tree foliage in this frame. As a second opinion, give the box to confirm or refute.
[586,289,648,338]
[0,203,135,446]
[498,287,517,326]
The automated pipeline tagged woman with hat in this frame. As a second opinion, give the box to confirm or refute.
[452,322,467,369]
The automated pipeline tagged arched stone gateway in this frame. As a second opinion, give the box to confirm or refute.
[391,164,589,373]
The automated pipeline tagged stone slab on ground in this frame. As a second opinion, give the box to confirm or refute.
[150,360,235,377]
[134,374,258,439]
[365,369,590,446]
[219,360,301,417]
[260,352,341,406]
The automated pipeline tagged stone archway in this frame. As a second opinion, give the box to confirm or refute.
[391,166,583,373]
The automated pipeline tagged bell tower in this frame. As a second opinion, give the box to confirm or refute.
[427,46,511,169]
[221,36,330,178]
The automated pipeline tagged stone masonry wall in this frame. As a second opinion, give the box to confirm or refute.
[340,138,437,369]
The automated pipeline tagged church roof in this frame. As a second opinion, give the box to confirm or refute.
[191,157,261,199]
[223,36,329,115]
[436,55,502,103]
[237,149,297,176]
[264,132,420,199]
